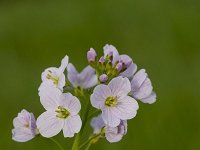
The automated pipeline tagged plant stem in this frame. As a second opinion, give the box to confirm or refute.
[78,133,101,149]
[71,133,81,150]
[50,138,64,150]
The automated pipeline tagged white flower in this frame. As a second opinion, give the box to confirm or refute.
[12,109,38,142]
[131,69,156,104]
[91,76,139,127]
[67,63,97,89]
[39,55,69,92]
[91,114,127,143]
[37,86,82,138]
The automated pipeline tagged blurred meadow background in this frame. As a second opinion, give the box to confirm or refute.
[0,0,200,149]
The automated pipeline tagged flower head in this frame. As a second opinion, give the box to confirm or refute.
[91,76,139,127]
[131,69,156,104]
[37,86,82,138]
[39,55,69,92]
[12,109,38,142]
[67,63,97,89]
[91,114,127,143]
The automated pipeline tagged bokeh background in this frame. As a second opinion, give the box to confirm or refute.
[0,0,200,149]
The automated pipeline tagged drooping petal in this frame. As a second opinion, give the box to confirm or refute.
[141,91,156,104]
[39,86,61,110]
[91,114,105,134]
[63,115,82,138]
[105,127,123,143]
[59,55,69,72]
[120,62,137,78]
[103,44,120,64]
[67,63,79,87]
[12,128,35,142]
[133,78,153,99]
[59,93,81,115]
[91,85,112,109]
[114,96,139,120]
[80,66,98,88]
[36,110,64,138]
[131,69,147,92]
[102,108,120,127]
[108,76,131,98]
[13,109,31,128]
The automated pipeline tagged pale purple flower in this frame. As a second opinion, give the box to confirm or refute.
[91,76,139,127]
[99,74,108,83]
[39,55,69,92]
[67,63,98,89]
[103,44,137,78]
[37,86,82,138]
[91,114,127,143]
[131,69,156,104]
[99,56,105,64]
[87,48,97,62]
[12,109,38,142]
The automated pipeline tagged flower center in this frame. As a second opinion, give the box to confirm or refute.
[55,106,70,119]
[46,70,59,85]
[105,96,118,107]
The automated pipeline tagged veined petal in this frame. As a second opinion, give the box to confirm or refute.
[12,128,35,142]
[105,127,123,143]
[91,114,105,134]
[13,109,31,128]
[120,62,137,78]
[102,108,120,127]
[67,63,79,87]
[59,93,81,115]
[63,115,82,138]
[131,69,147,92]
[39,86,61,110]
[114,96,139,120]
[59,55,69,72]
[108,76,131,98]
[141,91,156,104]
[91,85,111,109]
[36,110,64,138]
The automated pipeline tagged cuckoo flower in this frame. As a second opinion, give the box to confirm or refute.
[87,48,97,63]
[12,109,38,142]
[131,69,156,104]
[67,63,98,89]
[91,114,127,143]
[103,44,137,78]
[91,76,139,127]
[39,55,69,92]
[37,86,82,138]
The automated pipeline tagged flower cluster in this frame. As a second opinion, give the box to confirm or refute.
[12,44,156,149]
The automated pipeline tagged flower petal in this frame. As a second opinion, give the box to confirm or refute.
[120,62,137,78]
[114,96,139,120]
[131,69,147,92]
[63,115,82,137]
[12,128,35,142]
[91,84,111,109]
[91,114,105,134]
[39,86,61,110]
[103,44,120,64]
[67,63,79,87]
[102,108,120,127]
[59,55,69,72]
[141,91,157,104]
[108,76,131,98]
[36,110,64,138]
[59,93,81,115]
[105,127,123,143]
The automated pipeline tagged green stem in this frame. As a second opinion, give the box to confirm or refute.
[78,134,101,149]
[50,138,64,150]
[72,94,91,150]
[85,142,92,150]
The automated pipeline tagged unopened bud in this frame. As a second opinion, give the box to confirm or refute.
[99,74,108,83]
[87,48,97,62]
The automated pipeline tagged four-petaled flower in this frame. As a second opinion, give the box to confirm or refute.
[37,86,82,138]
[91,76,139,127]
[12,109,38,142]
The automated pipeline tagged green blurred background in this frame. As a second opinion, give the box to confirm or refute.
[0,0,200,149]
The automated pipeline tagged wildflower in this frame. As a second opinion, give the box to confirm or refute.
[91,114,127,143]
[37,87,82,138]
[12,109,38,142]
[67,63,97,89]
[99,74,108,83]
[91,76,139,127]
[131,69,156,104]
[39,55,69,92]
